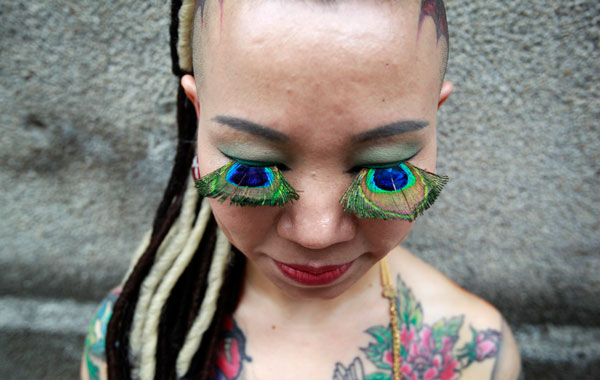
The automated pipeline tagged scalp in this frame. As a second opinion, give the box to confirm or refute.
[190,0,449,86]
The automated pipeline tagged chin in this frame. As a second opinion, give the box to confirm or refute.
[275,279,357,300]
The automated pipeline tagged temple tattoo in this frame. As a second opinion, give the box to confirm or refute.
[334,276,502,380]
[195,0,225,30]
[418,0,449,43]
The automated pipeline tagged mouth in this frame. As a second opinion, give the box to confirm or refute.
[274,260,355,286]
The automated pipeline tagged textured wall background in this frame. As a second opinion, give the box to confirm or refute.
[1,1,598,379]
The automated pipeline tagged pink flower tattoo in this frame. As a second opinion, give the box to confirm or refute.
[346,276,502,380]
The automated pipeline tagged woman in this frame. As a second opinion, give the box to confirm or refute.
[82,1,521,379]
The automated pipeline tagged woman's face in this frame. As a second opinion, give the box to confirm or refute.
[190,1,446,299]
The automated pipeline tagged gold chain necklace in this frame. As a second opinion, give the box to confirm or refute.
[380,257,403,380]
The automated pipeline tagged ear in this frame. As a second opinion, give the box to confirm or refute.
[438,81,453,109]
[181,74,200,117]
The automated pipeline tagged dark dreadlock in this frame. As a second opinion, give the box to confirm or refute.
[105,1,245,379]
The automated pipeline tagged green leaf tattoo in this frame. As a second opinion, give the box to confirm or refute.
[365,373,389,380]
[362,326,393,370]
[396,277,423,330]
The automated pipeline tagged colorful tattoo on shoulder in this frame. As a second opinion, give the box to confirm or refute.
[213,315,252,380]
[418,0,449,43]
[83,287,121,380]
[334,277,501,380]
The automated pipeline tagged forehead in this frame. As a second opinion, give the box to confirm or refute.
[195,0,441,135]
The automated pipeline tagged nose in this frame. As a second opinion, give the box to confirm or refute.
[276,178,357,249]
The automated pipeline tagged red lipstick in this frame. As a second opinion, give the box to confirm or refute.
[274,260,354,286]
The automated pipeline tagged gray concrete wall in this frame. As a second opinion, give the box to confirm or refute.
[1,1,598,378]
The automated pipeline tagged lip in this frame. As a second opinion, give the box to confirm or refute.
[274,260,355,286]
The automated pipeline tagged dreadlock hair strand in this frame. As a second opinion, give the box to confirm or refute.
[130,180,200,378]
[138,197,211,380]
[175,228,231,377]
[182,248,246,380]
[106,83,199,379]
[154,213,219,380]
[176,0,196,74]
[107,2,249,379]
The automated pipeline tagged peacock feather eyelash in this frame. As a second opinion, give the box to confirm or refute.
[339,162,448,221]
[194,159,299,207]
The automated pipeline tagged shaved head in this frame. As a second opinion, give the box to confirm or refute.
[191,0,449,86]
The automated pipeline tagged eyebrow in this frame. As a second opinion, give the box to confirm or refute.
[212,115,428,144]
[212,115,289,143]
[352,120,429,143]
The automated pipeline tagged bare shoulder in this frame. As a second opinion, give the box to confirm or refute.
[489,318,522,380]
[81,287,121,380]
[388,246,521,380]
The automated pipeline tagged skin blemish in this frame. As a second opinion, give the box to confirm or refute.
[271,325,276,330]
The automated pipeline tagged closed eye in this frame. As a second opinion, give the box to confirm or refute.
[220,151,290,171]
[347,150,420,174]
[340,155,448,221]
[195,156,298,206]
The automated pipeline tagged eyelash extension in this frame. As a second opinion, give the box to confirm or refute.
[195,160,299,207]
[339,162,448,221]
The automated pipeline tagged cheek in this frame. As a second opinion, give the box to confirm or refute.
[411,127,438,172]
[209,200,278,253]
[359,219,415,255]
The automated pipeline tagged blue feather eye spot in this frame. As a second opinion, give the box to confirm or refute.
[340,161,449,221]
[366,164,415,192]
[195,160,299,207]
[225,162,274,188]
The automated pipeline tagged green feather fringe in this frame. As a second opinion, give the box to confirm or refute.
[340,166,449,221]
[195,162,299,207]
